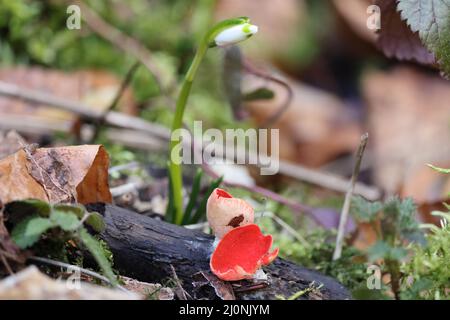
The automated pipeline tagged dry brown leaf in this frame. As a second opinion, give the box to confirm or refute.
[0,149,48,204]
[243,72,362,167]
[363,66,450,203]
[0,131,26,160]
[0,145,112,206]
[0,266,139,300]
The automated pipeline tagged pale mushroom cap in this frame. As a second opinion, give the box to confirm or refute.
[206,188,254,238]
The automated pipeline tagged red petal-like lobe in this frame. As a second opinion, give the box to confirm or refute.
[215,188,232,198]
[261,247,279,265]
[210,224,279,281]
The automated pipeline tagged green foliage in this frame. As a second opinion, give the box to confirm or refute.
[11,215,55,249]
[261,218,368,291]
[398,0,450,75]
[166,167,223,225]
[352,195,423,249]
[268,194,448,300]
[351,196,422,298]
[182,168,204,225]
[8,199,116,285]
[367,241,408,262]
[351,195,450,299]
[78,228,117,286]
[49,209,80,231]
[351,196,383,223]
[401,211,450,300]
[276,282,324,300]
[53,204,105,233]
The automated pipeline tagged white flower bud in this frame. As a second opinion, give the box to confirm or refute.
[214,23,258,47]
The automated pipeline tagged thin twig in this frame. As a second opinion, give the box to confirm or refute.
[0,253,13,275]
[108,161,140,174]
[333,133,369,260]
[110,181,147,197]
[0,248,21,261]
[258,211,310,248]
[90,61,140,143]
[0,81,170,141]
[243,59,293,128]
[28,256,130,293]
[170,264,190,300]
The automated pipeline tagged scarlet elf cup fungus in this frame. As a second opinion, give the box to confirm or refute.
[168,17,258,225]
[210,224,279,281]
[207,188,279,281]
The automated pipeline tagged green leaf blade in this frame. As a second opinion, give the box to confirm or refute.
[398,0,450,75]
[50,210,80,231]
[78,228,117,286]
[11,216,55,249]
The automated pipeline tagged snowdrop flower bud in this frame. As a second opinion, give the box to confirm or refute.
[213,23,258,47]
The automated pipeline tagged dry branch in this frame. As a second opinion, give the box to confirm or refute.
[333,133,369,260]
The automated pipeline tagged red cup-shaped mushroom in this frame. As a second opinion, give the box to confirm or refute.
[207,188,254,238]
[210,224,279,281]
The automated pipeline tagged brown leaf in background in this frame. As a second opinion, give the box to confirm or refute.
[0,145,112,206]
[375,0,435,65]
[243,71,362,167]
[0,149,48,205]
[0,67,137,136]
[332,0,377,44]
[363,66,450,204]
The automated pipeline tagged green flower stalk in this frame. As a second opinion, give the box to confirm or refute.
[169,17,258,224]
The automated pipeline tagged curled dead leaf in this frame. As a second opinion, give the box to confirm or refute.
[0,145,112,206]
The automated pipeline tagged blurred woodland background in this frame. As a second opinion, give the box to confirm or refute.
[0,0,449,300]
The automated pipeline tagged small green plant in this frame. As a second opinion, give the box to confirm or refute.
[401,211,450,300]
[276,282,324,300]
[351,196,424,299]
[7,199,117,286]
[168,17,258,224]
[165,168,223,225]
[258,214,369,292]
[399,165,450,299]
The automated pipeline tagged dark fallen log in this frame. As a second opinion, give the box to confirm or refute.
[87,203,351,300]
